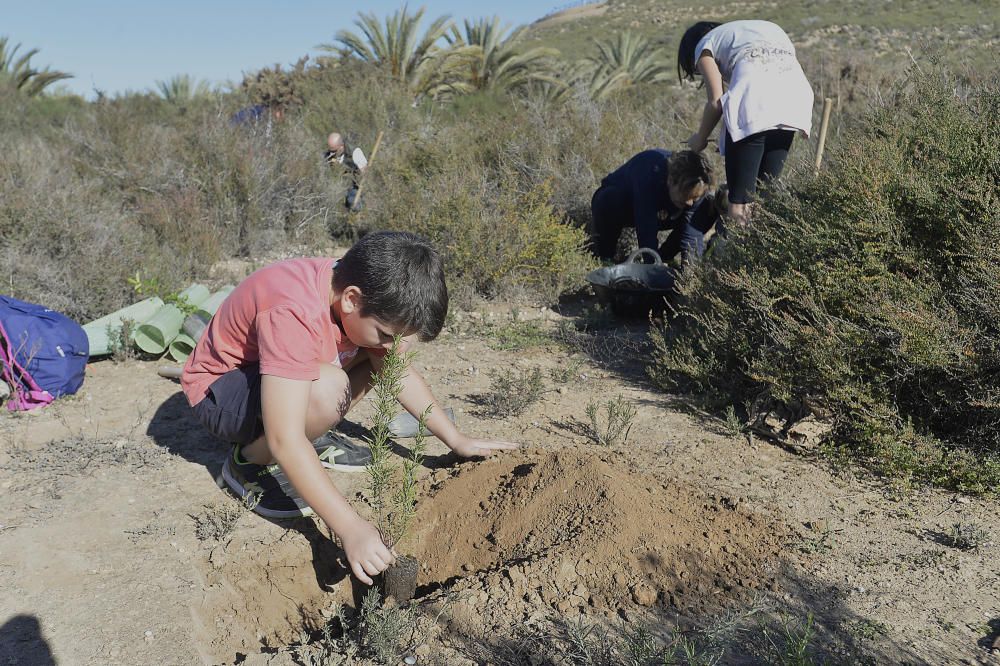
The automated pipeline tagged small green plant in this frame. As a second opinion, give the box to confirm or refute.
[365,337,428,549]
[722,405,743,438]
[847,618,889,643]
[796,528,835,555]
[585,395,637,447]
[107,317,137,363]
[481,367,545,417]
[288,592,417,665]
[943,522,991,551]
[191,502,244,541]
[485,315,550,352]
[359,588,417,663]
[549,357,585,384]
[127,272,200,317]
[755,613,819,666]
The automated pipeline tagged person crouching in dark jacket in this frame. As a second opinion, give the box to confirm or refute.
[590,149,717,264]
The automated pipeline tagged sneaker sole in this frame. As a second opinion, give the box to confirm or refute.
[221,459,314,519]
[320,460,368,472]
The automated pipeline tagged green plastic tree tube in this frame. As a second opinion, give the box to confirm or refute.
[166,286,234,362]
[194,285,234,320]
[134,285,210,355]
[83,296,164,357]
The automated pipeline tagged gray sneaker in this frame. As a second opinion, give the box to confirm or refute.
[312,431,372,471]
[387,407,456,438]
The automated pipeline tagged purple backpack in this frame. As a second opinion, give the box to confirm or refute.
[0,296,89,411]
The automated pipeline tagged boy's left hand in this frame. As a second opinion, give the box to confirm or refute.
[448,434,519,458]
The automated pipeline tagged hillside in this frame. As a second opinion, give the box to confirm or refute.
[524,0,999,72]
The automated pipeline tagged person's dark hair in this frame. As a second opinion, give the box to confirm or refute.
[333,231,448,341]
[677,21,721,82]
[667,150,715,194]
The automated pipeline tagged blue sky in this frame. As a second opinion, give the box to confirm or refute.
[3,1,556,98]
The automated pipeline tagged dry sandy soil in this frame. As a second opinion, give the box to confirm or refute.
[1,305,998,665]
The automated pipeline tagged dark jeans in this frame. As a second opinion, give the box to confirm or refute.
[590,186,715,263]
[724,129,795,204]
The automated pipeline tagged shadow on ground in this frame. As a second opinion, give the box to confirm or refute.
[0,615,55,666]
[146,390,224,476]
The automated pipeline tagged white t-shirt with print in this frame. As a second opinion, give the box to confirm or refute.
[695,20,814,148]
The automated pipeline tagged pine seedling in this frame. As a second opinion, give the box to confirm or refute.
[365,336,430,548]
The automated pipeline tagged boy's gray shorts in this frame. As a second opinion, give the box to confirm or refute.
[191,364,264,445]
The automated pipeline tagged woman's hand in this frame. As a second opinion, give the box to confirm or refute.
[687,133,708,152]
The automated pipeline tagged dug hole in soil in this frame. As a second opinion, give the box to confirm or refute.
[196,448,788,660]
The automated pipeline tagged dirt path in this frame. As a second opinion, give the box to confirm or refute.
[1,309,998,665]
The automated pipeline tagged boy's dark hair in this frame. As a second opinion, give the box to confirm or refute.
[668,150,715,193]
[334,231,448,341]
[677,21,721,82]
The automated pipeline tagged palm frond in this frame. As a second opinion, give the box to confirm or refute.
[0,36,72,97]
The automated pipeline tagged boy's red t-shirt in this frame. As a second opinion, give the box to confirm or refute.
[181,258,358,407]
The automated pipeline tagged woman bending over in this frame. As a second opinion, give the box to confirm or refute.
[678,20,813,226]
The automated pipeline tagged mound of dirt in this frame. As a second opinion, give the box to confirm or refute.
[193,448,789,661]
[409,448,787,625]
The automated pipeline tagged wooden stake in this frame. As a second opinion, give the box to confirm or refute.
[351,130,384,212]
[814,97,833,174]
[157,366,183,379]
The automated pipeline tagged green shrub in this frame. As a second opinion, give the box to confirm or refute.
[360,145,594,303]
[480,367,545,417]
[0,92,337,321]
[649,62,1000,493]
[585,395,637,447]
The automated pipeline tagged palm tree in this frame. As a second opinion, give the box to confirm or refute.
[523,77,572,105]
[445,17,561,94]
[154,74,213,103]
[0,36,72,96]
[320,5,476,99]
[577,31,670,100]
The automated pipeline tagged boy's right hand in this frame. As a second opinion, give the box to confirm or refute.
[340,517,395,585]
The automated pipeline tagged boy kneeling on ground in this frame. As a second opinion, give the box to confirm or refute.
[181,231,518,584]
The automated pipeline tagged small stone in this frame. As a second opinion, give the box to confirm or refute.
[403,656,417,665]
[143,630,153,641]
[631,583,657,606]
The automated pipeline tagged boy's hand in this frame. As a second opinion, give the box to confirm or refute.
[448,433,519,458]
[339,517,395,585]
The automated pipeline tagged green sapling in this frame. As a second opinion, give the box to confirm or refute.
[365,336,430,549]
